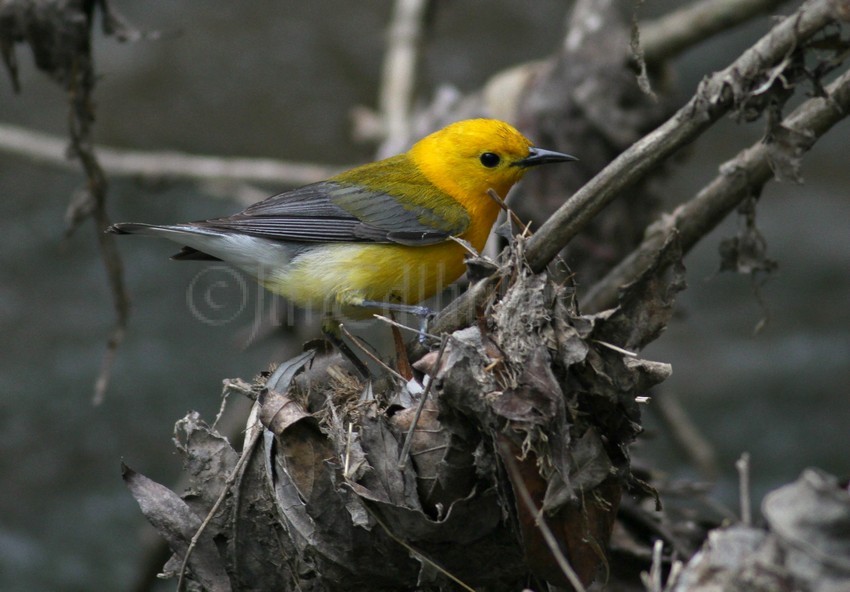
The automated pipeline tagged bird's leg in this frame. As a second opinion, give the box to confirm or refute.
[321,317,370,379]
[357,300,434,343]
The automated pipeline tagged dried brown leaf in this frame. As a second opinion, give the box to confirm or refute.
[595,230,686,351]
[122,464,232,592]
[491,347,562,425]
[765,121,815,183]
[172,412,239,530]
[718,196,778,277]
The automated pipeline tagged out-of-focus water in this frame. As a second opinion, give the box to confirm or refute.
[1,1,847,590]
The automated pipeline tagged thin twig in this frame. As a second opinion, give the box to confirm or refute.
[618,497,695,559]
[736,452,752,526]
[499,441,588,592]
[652,390,719,480]
[640,539,665,592]
[339,323,407,382]
[177,404,263,591]
[652,538,664,591]
[398,335,447,469]
[666,559,684,590]
[630,0,657,100]
[211,384,231,431]
[344,422,353,478]
[448,235,480,258]
[373,314,439,341]
[487,188,530,235]
[593,339,638,357]
[63,56,130,405]
[409,444,448,456]
[363,504,476,592]
[92,323,125,405]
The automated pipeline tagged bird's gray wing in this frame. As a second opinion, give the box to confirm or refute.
[199,180,467,246]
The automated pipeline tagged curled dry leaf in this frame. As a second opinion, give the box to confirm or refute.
[172,411,239,532]
[594,230,687,351]
[390,396,477,516]
[426,234,682,586]
[764,121,815,183]
[122,464,232,592]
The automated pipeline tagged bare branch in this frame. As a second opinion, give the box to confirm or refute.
[582,65,850,312]
[652,390,720,480]
[0,122,346,189]
[377,0,429,157]
[641,0,789,65]
[430,0,846,336]
[524,0,845,274]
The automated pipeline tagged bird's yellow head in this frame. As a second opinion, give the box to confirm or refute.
[409,118,575,203]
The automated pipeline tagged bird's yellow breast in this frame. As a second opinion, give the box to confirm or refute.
[265,212,496,318]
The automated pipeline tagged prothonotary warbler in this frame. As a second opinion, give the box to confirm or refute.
[109,119,575,373]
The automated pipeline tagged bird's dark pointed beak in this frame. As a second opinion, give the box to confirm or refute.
[513,146,578,168]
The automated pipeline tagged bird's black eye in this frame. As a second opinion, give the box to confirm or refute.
[479,152,501,168]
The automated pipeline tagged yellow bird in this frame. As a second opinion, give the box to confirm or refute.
[109,119,575,372]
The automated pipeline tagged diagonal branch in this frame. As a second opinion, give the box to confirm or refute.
[581,65,850,312]
[524,0,847,273]
[430,0,847,336]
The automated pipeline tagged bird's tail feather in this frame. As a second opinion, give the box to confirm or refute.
[107,222,157,235]
[107,222,216,237]
[107,222,292,271]
[171,247,222,261]
[107,223,228,261]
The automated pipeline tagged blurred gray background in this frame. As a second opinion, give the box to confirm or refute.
[1,1,848,590]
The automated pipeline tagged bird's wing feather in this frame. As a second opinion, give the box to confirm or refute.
[199,167,470,246]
